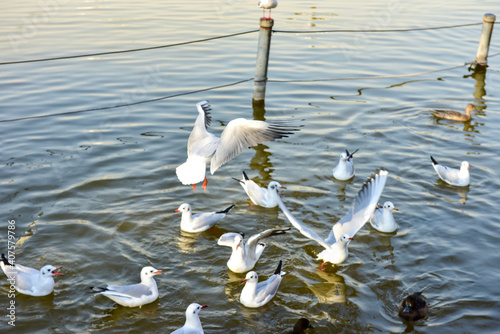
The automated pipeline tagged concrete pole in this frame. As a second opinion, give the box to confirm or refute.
[253,18,274,102]
[474,13,496,66]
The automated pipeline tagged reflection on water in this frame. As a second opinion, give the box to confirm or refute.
[308,270,347,304]
[432,180,470,205]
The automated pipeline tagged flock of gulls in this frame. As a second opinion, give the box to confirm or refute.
[0,3,478,331]
[1,97,474,332]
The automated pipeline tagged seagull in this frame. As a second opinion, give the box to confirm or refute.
[171,303,207,334]
[90,266,162,308]
[240,260,285,308]
[217,227,290,273]
[277,169,388,265]
[430,156,470,187]
[332,149,359,181]
[432,104,475,122]
[176,101,299,191]
[398,292,428,321]
[258,0,278,19]
[369,201,399,233]
[283,318,314,334]
[233,171,286,208]
[175,203,234,233]
[0,253,62,296]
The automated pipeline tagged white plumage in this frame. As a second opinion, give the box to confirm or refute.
[277,169,388,265]
[176,101,299,191]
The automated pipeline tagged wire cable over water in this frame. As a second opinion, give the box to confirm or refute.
[0,78,254,123]
[0,30,259,66]
[273,22,482,34]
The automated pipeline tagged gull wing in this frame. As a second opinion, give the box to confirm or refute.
[217,232,242,247]
[210,119,299,174]
[105,283,152,298]
[255,274,282,302]
[332,169,388,242]
[187,101,213,153]
[276,195,330,250]
[246,227,290,261]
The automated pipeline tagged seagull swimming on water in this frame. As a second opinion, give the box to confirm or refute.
[333,149,358,181]
[240,260,285,308]
[369,201,399,233]
[170,303,207,334]
[217,227,290,273]
[90,266,162,308]
[0,253,62,296]
[175,101,299,191]
[430,156,470,187]
[175,203,234,233]
[258,0,278,19]
[234,171,286,208]
[277,169,388,265]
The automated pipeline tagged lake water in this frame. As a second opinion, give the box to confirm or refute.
[1,0,500,333]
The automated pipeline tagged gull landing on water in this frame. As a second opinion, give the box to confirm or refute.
[217,227,290,273]
[234,171,286,208]
[333,149,359,181]
[277,169,388,266]
[0,253,62,296]
[90,266,162,308]
[175,203,234,233]
[430,156,470,187]
[175,101,300,191]
[258,0,278,19]
[170,303,207,334]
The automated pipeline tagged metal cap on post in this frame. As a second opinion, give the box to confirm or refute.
[474,13,496,67]
[253,18,274,102]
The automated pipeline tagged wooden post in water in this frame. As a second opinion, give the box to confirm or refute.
[253,18,274,102]
[473,13,496,67]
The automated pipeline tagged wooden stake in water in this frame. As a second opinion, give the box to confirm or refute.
[253,18,274,102]
[474,13,496,67]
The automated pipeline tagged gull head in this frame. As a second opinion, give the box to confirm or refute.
[234,233,244,250]
[186,303,207,316]
[461,161,470,170]
[41,265,63,277]
[141,266,162,281]
[339,234,352,245]
[268,181,286,193]
[242,271,258,283]
[383,201,399,212]
[340,152,348,161]
[175,203,192,214]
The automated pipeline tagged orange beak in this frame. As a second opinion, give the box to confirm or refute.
[53,267,63,276]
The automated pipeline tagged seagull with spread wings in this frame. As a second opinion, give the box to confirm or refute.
[176,101,300,191]
[277,169,388,266]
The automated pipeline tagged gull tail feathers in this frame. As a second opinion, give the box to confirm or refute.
[176,156,206,185]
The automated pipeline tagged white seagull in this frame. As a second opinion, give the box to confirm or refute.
[91,266,162,307]
[171,303,207,334]
[240,260,285,308]
[258,0,278,19]
[176,101,299,191]
[234,171,286,208]
[175,203,234,233]
[217,227,290,273]
[277,169,388,265]
[0,253,62,296]
[332,149,359,181]
[369,201,399,233]
[430,156,470,187]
